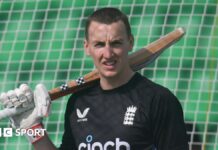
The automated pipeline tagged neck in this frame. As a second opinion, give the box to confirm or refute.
[100,68,135,90]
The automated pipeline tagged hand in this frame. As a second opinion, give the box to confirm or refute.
[0,84,51,129]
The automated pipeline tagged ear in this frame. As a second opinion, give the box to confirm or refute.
[84,39,90,55]
[128,35,134,51]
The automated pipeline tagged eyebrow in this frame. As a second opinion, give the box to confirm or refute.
[92,37,123,42]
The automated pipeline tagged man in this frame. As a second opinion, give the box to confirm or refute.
[0,7,188,150]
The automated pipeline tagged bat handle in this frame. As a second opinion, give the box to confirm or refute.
[49,70,100,100]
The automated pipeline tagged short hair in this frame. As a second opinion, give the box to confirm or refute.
[85,7,132,40]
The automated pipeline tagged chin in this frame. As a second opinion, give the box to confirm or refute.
[101,71,119,78]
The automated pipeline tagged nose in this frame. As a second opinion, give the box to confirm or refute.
[103,45,114,59]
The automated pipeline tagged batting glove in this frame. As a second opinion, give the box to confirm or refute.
[0,84,51,129]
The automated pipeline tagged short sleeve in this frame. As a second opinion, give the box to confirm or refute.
[150,89,189,150]
[59,95,76,150]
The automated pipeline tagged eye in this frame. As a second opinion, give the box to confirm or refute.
[94,42,105,48]
[111,40,122,47]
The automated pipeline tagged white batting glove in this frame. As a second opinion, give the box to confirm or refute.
[0,84,51,129]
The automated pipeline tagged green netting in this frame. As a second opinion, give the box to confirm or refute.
[0,0,217,149]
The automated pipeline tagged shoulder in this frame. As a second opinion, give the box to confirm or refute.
[67,80,101,104]
[134,73,181,109]
[134,73,175,98]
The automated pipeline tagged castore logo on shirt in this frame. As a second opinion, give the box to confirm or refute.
[76,107,90,122]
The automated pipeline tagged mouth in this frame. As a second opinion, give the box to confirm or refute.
[102,60,117,69]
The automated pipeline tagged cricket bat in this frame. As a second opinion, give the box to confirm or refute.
[0,27,185,119]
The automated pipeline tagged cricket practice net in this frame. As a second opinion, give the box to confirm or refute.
[0,0,217,149]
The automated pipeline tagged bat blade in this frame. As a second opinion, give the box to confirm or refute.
[129,27,185,71]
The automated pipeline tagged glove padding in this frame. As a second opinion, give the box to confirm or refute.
[0,84,51,129]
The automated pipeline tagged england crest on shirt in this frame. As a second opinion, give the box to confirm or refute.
[123,106,137,125]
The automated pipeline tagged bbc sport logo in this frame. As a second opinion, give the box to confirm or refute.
[0,128,46,137]
[0,128,13,137]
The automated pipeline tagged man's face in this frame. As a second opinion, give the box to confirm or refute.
[84,21,133,79]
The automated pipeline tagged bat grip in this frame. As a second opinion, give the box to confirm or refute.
[49,70,100,100]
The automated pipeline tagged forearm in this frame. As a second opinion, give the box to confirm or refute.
[24,123,58,150]
[32,133,58,150]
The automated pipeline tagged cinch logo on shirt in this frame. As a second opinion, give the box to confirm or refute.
[78,135,130,150]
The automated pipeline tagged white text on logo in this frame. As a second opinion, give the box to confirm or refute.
[0,128,46,137]
[78,135,130,150]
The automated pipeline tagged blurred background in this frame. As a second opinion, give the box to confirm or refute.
[0,0,217,149]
